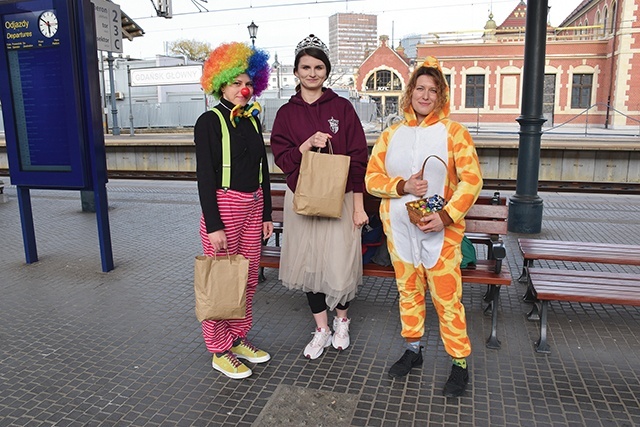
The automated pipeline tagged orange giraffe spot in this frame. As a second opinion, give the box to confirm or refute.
[457,193,476,206]
[393,261,405,277]
[402,315,420,327]
[448,341,467,352]
[452,316,466,330]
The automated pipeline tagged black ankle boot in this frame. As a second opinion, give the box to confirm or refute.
[443,364,469,397]
[388,347,423,378]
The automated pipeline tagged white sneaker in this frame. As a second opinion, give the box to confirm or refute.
[304,328,332,359]
[332,317,351,350]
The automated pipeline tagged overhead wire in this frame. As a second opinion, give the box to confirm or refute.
[173,0,365,17]
[189,0,209,12]
[125,0,529,61]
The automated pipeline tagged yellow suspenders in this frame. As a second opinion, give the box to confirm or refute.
[211,108,261,189]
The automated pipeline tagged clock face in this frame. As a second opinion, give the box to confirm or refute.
[38,11,58,38]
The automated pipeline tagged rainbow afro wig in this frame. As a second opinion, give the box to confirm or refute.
[201,42,270,99]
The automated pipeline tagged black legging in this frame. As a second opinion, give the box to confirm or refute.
[306,292,350,314]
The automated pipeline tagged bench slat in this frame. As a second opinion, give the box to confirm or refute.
[533,287,640,306]
[519,239,640,266]
[524,252,640,265]
[520,238,640,251]
[262,247,512,286]
[273,192,506,209]
[534,281,640,296]
[465,219,507,235]
[528,268,640,306]
[522,245,640,257]
[260,254,281,270]
[460,264,512,285]
[528,268,639,281]
[466,204,508,219]
[360,260,512,285]
[522,247,638,257]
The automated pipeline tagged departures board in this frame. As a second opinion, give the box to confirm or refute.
[0,0,103,188]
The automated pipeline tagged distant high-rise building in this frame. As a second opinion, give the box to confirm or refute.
[328,13,377,74]
[399,34,421,59]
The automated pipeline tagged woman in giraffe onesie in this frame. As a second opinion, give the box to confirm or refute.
[365,57,483,397]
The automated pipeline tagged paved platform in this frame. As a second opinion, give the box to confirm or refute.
[1,180,639,427]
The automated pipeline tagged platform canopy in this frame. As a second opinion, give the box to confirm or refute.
[121,9,144,41]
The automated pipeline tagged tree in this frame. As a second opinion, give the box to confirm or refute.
[326,69,351,87]
[168,39,211,62]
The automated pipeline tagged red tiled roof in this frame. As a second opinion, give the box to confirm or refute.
[498,0,527,31]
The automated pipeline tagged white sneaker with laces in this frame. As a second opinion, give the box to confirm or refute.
[332,317,351,350]
[303,327,332,359]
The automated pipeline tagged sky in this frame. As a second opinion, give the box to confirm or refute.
[113,0,585,64]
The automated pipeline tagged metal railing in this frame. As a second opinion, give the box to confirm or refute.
[542,103,640,137]
[466,103,640,138]
[102,97,377,134]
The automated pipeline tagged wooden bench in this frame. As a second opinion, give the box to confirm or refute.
[518,239,640,301]
[526,267,640,353]
[518,238,640,353]
[261,190,512,349]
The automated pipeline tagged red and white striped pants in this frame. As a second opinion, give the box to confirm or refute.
[199,188,263,353]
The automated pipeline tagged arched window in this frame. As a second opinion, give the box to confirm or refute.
[610,1,617,34]
[584,18,589,35]
[603,6,608,34]
[366,70,402,91]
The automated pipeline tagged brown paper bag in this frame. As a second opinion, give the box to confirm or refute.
[293,141,351,218]
[194,253,248,322]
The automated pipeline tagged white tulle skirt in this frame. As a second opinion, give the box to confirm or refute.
[279,188,362,310]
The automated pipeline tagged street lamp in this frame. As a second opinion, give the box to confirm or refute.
[247,21,258,47]
[273,53,281,98]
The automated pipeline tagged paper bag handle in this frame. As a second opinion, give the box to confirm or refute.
[418,155,447,180]
[212,250,232,263]
[313,139,334,155]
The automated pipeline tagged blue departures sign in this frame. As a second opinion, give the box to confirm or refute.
[0,0,92,188]
[0,0,113,271]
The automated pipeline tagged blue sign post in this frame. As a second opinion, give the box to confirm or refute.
[0,0,114,271]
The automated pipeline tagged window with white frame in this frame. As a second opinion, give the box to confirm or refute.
[465,74,484,108]
[571,74,593,109]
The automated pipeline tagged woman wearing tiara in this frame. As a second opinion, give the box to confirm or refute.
[270,34,369,359]
[194,42,273,379]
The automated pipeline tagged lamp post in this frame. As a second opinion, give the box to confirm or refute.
[508,0,548,234]
[247,21,258,47]
[106,51,120,135]
[273,53,281,98]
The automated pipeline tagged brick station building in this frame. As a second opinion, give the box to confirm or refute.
[355,0,640,129]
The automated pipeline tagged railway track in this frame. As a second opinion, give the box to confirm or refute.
[1,169,639,194]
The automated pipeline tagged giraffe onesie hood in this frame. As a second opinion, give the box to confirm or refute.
[365,56,483,358]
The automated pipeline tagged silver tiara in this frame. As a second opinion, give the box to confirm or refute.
[295,34,329,57]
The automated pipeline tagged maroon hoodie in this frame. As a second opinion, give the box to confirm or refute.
[270,88,369,193]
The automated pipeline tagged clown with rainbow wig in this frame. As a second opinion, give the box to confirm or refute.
[194,42,273,380]
[200,42,270,125]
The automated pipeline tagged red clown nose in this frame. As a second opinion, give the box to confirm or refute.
[240,87,251,98]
